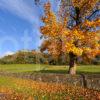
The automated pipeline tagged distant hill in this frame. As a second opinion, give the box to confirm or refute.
[0,51,14,58]
[0,50,99,65]
[0,50,48,64]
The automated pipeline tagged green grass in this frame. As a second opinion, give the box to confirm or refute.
[0,64,99,74]
[0,64,47,73]
[0,76,39,96]
[0,76,16,89]
[42,65,100,74]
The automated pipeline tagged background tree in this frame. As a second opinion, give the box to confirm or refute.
[40,0,100,75]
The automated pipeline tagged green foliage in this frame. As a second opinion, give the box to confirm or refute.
[0,50,48,64]
[0,50,99,65]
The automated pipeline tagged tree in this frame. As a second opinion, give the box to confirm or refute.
[40,1,100,75]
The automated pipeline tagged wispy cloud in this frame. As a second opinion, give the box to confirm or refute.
[0,51,14,58]
[0,0,40,25]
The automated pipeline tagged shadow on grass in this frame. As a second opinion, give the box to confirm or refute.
[39,70,100,75]
[40,70,67,74]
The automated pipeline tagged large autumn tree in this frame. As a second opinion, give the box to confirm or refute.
[40,0,100,75]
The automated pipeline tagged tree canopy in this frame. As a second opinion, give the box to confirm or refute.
[40,0,100,57]
[40,0,100,74]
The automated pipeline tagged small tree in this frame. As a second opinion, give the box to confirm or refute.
[40,1,100,75]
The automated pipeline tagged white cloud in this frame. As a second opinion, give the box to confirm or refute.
[0,0,42,49]
[4,51,14,56]
[0,51,14,58]
[0,0,40,25]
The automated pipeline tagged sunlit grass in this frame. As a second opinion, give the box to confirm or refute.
[0,64,46,73]
[0,64,100,74]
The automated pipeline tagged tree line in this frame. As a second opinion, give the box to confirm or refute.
[0,50,99,65]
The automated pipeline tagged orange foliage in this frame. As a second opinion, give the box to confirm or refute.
[40,1,100,59]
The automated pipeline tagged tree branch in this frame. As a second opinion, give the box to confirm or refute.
[70,14,76,20]
[87,9,100,20]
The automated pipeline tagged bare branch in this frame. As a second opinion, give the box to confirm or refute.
[87,9,100,20]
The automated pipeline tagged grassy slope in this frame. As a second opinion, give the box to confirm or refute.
[0,64,99,74]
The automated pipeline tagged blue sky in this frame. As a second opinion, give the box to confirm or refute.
[0,0,59,57]
[0,0,99,57]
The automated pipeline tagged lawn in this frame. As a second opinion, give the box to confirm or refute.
[0,64,46,73]
[0,64,100,74]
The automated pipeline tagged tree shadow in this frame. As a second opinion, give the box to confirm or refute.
[39,69,100,75]
[40,70,67,74]
[77,71,100,75]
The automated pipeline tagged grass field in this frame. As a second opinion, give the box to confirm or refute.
[0,64,45,73]
[0,64,100,74]
[0,64,100,99]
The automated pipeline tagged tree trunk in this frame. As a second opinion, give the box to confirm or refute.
[68,7,80,75]
[68,52,77,75]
